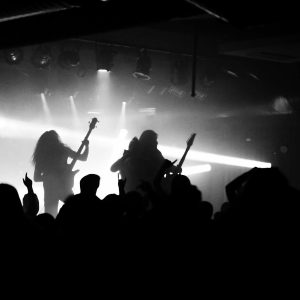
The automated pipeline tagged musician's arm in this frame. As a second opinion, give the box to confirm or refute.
[79,142,89,161]
[110,158,123,172]
[110,150,130,172]
[68,141,89,161]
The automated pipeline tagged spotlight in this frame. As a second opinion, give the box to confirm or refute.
[158,145,272,169]
[133,48,151,80]
[31,45,52,68]
[3,48,23,65]
[273,96,292,114]
[96,46,115,72]
[58,49,80,69]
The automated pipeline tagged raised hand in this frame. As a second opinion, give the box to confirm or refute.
[23,172,33,193]
[118,173,127,195]
[118,176,127,190]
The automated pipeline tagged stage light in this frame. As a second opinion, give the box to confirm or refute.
[133,48,151,80]
[158,145,272,169]
[249,73,260,80]
[119,128,128,138]
[273,96,292,114]
[69,96,79,126]
[139,107,156,116]
[96,46,115,72]
[31,45,52,68]
[3,48,23,64]
[182,164,212,175]
[58,49,80,69]
[225,69,238,78]
[40,93,52,122]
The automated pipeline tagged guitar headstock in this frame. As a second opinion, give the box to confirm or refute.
[187,133,196,148]
[89,117,99,130]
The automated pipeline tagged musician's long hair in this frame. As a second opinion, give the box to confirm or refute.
[138,130,158,151]
[32,130,71,171]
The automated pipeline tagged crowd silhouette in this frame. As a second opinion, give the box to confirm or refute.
[1,129,299,286]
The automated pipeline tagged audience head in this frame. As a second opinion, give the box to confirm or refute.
[34,213,55,230]
[171,174,191,195]
[0,183,25,222]
[23,193,39,218]
[80,174,100,196]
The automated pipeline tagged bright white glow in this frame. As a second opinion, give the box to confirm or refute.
[96,70,111,107]
[109,129,128,163]
[69,95,80,126]
[0,115,272,212]
[139,107,156,116]
[0,116,113,145]
[182,164,212,176]
[0,117,272,170]
[159,145,272,169]
[97,69,110,73]
[119,128,128,139]
[100,128,128,197]
[87,111,101,115]
[120,101,126,128]
[0,116,48,139]
[40,93,52,122]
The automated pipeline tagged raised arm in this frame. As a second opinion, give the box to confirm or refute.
[23,173,39,218]
[79,140,89,161]
[110,150,130,172]
[68,140,89,162]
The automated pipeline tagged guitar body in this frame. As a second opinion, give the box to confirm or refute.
[61,169,79,199]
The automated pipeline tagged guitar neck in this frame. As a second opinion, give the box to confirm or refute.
[177,146,191,169]
[69,128,92,170]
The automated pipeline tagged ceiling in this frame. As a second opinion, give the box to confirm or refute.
[1,0,300,63]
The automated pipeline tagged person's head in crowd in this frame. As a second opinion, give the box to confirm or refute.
[0,183,25,223]
[171,174,191,195]
[80,174,100,197]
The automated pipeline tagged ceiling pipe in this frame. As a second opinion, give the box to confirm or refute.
[191,25,198,97]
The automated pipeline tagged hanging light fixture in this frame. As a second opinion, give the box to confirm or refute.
[96,45,115,72]
[133,48,152,80]
[3,48,24,65]
[31,45,52,68]
[58,48,80,69]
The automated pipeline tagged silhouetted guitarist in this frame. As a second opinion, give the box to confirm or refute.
[32,118,98,217]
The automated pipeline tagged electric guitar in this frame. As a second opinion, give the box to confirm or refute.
[63,117,99,197]
[162,133,196,192]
